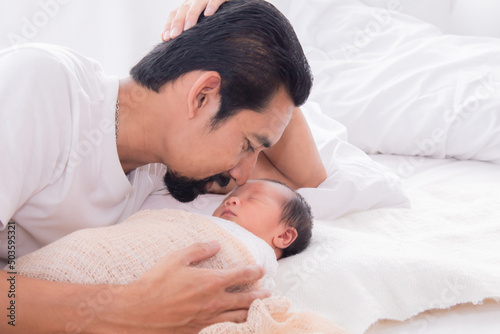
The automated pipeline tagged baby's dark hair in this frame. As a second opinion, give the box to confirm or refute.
[263,179,313,258]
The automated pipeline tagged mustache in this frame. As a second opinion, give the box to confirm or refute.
[163,170,231,203]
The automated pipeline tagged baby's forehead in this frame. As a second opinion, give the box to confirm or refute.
[236,180,292,198]
[242,181,269,192]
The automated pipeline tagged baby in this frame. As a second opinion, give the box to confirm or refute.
[212,179,313,259]
[9,179,314,290]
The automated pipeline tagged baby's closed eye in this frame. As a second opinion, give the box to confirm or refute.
[249,197,265,204]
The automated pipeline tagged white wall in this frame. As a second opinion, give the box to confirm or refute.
[0,0,176,77]
[1,0,500,78]
[359,0,500,38]
[449,0,500,37]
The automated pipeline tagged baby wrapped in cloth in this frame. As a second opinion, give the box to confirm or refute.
[10,202,346,333]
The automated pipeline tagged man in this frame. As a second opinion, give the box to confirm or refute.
[0,0,325,332]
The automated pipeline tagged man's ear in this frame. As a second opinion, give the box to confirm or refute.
[273,227,298,250]
[187,71,221,119]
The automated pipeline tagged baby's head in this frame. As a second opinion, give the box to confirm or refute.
[212,179,313,259]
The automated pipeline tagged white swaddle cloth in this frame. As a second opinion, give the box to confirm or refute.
[9,209,278,291]
[208,215,278,291]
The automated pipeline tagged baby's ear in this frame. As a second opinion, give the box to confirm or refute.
[274,227,298,249]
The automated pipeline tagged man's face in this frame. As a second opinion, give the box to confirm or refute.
[164,88,294,202]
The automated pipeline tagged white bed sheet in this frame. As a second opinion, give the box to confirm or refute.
[368,299,500,334]
[365,155,500,333]
[370,154,500,189]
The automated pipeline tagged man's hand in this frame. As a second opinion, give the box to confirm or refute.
[0,242,269,334]
[99,241,270,333]
[162,0,229,41]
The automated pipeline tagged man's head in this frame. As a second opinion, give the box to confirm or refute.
[212,179,314,259]
[130,0,313,202]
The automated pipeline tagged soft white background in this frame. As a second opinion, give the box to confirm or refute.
[1,0,500,78]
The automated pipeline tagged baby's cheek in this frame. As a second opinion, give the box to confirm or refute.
[212,207,222,217]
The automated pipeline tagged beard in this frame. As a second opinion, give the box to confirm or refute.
[163,169,231,202]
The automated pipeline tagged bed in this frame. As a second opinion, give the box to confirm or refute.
[2,0,499,333]
[144,1,500,332]
[275,1,500,332]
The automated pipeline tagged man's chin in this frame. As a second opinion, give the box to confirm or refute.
[162,170,230,203]
[163,171,209,203]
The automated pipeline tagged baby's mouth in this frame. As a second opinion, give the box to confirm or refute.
[221,208,236,218]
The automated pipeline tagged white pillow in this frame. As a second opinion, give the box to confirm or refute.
[276,0,500,164]
[299,101,409,220]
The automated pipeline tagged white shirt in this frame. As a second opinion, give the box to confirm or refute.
[0,43,166,265]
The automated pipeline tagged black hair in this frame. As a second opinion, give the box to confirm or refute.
[130,0,313,129]
[163,170,230,203]
[262,179,313,258]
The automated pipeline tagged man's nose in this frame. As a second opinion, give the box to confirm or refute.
[228,152,259,186]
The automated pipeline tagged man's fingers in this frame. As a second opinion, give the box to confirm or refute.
[202,290,271,326]
[184,1,210,30]
[208,309,249,325]
[176,241,221,266]
[200,290,269,323]
[169,1,190,39]
[163,0,230,41]
[229,289,271,311]
[162,9,178,41]
[220,264,266,287]
[204,0,227,16]
[169,0,207,39]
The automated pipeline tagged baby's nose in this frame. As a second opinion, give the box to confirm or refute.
[225,196,240,206]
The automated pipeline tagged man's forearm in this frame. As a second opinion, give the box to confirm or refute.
[260,107,326,189]
[0,270,115,333]
[0,243,268,334]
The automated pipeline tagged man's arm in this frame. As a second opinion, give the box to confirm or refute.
[0,242,269,334]
[257,107,326,189]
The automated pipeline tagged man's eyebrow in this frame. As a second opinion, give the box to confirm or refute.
[253,134,272,148]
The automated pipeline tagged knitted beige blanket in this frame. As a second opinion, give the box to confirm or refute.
[10,209,347,334]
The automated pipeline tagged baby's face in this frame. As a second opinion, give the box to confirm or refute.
[212,180,292,247]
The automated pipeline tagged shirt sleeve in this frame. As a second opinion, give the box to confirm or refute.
[0,45,72,229]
